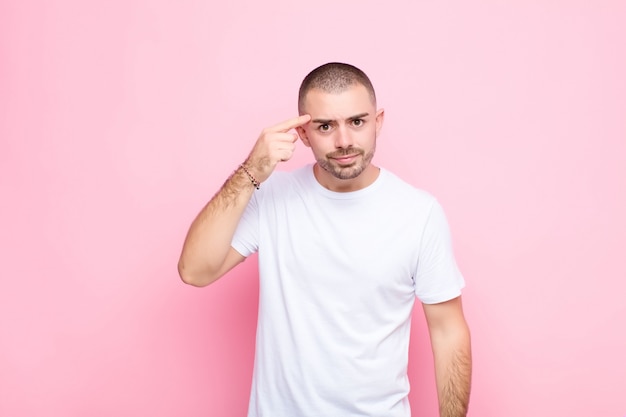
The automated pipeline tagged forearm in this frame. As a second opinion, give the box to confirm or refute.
[178,166,255,286]
[431,323,472,417]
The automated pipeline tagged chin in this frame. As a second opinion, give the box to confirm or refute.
[331,164,366,180]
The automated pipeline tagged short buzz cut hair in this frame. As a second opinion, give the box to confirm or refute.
[298,62,377,114]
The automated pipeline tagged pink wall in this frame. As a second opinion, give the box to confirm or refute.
[1,1,625,416]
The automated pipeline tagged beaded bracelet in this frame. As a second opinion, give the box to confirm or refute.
[239,164,260,190]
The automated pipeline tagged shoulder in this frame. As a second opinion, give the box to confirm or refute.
[263,165,310,188]
[255,165,313,201]
[379,168,437,207]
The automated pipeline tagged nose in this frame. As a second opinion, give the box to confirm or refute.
[334,125,353,149]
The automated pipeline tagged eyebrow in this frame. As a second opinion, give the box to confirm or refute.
[311,112,370,124]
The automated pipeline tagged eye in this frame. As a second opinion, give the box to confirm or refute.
[352,119,364,127]
[318,124,331,132]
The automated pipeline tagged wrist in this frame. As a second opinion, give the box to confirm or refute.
[239,163,261,190]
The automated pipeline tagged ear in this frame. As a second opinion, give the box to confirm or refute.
[375,108,385,136]
[296,126,311,148]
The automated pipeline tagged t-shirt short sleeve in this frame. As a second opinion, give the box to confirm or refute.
[414,199,465,304]
[231,192,260,258]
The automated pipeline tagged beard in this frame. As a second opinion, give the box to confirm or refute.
[316,144,376,180]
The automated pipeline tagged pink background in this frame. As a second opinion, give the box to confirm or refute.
[1,1,625,416]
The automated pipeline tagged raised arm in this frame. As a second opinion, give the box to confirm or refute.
[422,296,472,417]
[177,114,311,287]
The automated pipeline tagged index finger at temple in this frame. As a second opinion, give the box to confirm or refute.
[269,114,311,132]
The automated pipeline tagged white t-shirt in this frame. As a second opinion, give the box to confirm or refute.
[232,165,465,417]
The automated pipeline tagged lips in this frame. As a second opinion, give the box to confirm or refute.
[332,154,359,164]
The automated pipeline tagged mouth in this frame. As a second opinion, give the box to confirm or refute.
[331,154,360,165]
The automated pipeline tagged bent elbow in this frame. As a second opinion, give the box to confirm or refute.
[178,261,212,287]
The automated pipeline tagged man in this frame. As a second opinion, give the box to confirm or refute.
[178,62,471,417]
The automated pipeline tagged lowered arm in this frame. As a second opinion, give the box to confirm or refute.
[423,296,472,417]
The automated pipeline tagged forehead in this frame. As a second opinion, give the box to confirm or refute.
[302,84,375,118]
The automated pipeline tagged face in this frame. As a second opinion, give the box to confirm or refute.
[297,84,385,191]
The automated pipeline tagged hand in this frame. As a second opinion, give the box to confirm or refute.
[244,114,311,183]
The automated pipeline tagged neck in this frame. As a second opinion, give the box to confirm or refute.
[313,163,380,192]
